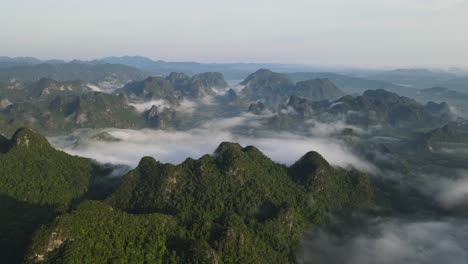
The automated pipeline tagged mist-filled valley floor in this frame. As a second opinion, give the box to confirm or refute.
[1,59,468,263]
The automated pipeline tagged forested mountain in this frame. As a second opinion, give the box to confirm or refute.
[26,142,373,263]
[0,128,96,263]
[268,89,453,130]
[115,76,178,101]
[0,65,466,263]
[115,72,228,101]
[237,69,345,107]
[0,91,145,136]
[295,79,344,101]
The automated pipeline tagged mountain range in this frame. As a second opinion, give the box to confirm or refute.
[0,62,147,89]
[0,128,373,263]
[268,89,454,131]
[1,67,463,136]
[116,72,228,101]
[3,56,467,92]
[0,58,467,263]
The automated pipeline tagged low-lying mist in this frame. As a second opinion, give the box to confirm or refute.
[299,216,468,264]
[298,164,468,263]
[48,116,374,172]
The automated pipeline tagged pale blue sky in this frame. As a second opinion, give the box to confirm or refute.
[1,0,467,68]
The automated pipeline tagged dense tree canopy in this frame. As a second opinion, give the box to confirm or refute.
[0,128,95,263]
[29,142,374,263]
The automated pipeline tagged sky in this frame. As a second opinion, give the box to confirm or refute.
[1,0,468,68]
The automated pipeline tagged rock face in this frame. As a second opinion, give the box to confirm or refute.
[43,229,67,256]
[75,112,88,125]
[0,99,13,110]
[10,128,49,150]
[144,105,161,128]
[287,96,313,118]
[144,105,176,129]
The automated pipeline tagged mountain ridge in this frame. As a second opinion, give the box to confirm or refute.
[26,140,374,263]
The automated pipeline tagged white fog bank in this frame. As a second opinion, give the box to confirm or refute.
[48,125,374,172]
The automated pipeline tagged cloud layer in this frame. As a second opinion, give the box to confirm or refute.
[299,217,468,264]
[420,170,468,209]
[48,116,373,172]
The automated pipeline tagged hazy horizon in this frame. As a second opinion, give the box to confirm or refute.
[2,54,468,72]
[1,0,468,69]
